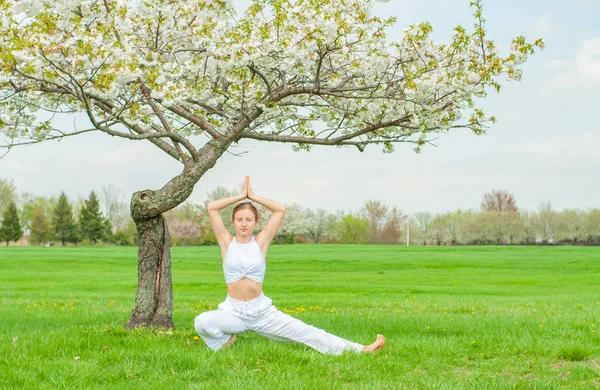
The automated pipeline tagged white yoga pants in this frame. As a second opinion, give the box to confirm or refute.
[194,293,364,355]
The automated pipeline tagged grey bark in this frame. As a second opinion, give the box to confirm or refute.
[124,140,228,329]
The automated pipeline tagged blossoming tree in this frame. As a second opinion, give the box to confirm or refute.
[0,0,543,328]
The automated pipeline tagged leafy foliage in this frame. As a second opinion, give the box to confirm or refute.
[79,191,111,244]
[28,205,51,245]
[0,200,22,244]
[52,192,79,246]
[0,178,17,215]
[338,214,369,244]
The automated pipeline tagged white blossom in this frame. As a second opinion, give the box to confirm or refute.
[0,0,542,153]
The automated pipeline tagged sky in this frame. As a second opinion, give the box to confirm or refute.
[1,0,599,215]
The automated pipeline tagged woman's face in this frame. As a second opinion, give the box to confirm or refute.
[232,208,258,237]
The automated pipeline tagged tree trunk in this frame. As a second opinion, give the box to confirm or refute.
[125,214,174,328]
[124,139,231,329]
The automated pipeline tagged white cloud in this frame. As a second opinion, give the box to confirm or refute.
[543,38,600,89]
[531,13,558,37]
[85,142,152,167]
[545,59,578,88]
[506,132,600,162]
[576,38,600,82]
[1,159,38,175]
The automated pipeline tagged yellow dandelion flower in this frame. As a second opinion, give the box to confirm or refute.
[61,307,65,311]
[193,336,199,340]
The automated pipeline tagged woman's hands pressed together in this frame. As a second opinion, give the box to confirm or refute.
[240,176,256,201]
[239,176,249,199]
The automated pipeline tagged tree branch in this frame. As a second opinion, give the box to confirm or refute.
[139,82,193,167]
[1,128,98,150]
[239,115,413,146]
[248,63,272,97]
[166,104,222,139]
[83,94,181,161]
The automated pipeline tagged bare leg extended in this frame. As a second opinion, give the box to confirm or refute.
[361,334,385,353]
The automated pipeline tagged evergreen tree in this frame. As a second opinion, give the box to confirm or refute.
[53,192,78,246]
[79,191,108,244]
[0,201,23,246]
[29,206,51,245]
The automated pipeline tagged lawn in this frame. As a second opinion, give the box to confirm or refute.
[1,245,599,389]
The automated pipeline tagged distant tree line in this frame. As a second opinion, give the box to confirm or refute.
[1,178,114,246]
[1,179,599,246]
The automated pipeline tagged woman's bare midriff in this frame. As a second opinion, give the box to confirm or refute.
[227,277,263,301]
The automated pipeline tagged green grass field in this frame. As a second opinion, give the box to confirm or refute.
[1,245,599,389]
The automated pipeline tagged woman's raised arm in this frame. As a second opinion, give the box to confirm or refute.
[207,178,248,248]
[248,179,286,251]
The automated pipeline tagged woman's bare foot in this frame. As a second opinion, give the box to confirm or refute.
[223,334,237,348]
[361,334,385,353]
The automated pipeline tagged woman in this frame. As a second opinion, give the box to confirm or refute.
[194,176,385,355]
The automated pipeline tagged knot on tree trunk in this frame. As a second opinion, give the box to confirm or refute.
[131,189,163,221]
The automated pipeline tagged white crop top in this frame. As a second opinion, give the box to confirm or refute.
[223,236,266,284]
